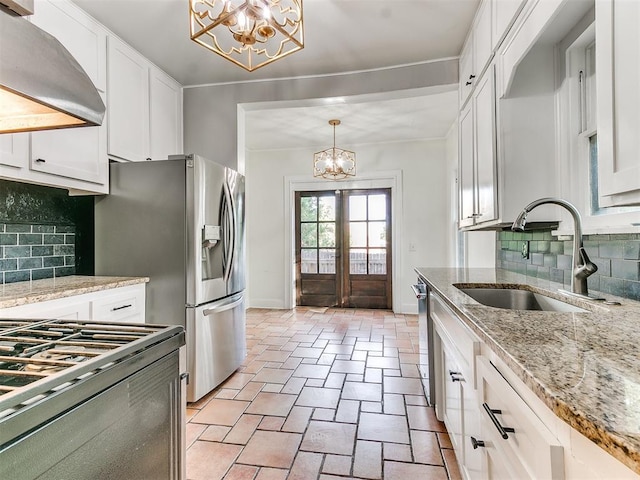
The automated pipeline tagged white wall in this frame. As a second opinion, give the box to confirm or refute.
[246,138,452,314]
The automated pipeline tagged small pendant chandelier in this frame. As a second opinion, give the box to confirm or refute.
[189,0,304,72]
[313,119,356,180]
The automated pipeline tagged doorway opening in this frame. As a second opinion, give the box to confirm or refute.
[295,188,392,309]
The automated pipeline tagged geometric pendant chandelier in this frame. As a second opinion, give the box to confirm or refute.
[189,0,304,72]
[313,119,356,180]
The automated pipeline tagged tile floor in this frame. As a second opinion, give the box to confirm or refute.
[186,307,462,480]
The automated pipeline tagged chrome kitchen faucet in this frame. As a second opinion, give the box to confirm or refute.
[512,198,598,298]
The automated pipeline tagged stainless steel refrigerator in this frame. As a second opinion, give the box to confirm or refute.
[95,154,246,402]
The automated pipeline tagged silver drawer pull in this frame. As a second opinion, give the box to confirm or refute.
[111,304,132,312]
[483,402,515,439]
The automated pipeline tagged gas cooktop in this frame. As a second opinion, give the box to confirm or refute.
[0,318,184,413]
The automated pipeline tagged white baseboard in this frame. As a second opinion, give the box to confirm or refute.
[400,303,419,315]
[247,298,286,309]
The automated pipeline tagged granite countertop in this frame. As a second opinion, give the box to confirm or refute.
[415,267,640,476]
[0,275,149,310]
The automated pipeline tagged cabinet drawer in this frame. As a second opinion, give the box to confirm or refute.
[91,286,145,324]
[430,293,479,383]
[477,355,564,479]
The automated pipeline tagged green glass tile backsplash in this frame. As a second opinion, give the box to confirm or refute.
[497,231,640,301]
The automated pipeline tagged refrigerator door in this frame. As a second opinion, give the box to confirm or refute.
[226,168,246,296]
[186,292,246,402]
[186,155,228,306]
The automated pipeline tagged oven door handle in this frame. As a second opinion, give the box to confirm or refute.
[411,284,427,299]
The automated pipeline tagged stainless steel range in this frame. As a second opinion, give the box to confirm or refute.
[0,318,185,480]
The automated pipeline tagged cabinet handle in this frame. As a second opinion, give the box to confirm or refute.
[449,370,464,382]
[465,81,473,86]
[111,303,132,312]
[470,436,485,449]
[466,213,482,219]
[482,402,515,439]
[180,372,190,384]
[469,74,476,80]
[35,158,46,163]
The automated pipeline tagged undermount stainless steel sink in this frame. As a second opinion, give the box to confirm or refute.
[456,286,588,313]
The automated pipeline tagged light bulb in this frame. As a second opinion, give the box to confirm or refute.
[238,11,247,30]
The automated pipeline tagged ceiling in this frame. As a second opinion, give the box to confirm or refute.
[70,0,478,148]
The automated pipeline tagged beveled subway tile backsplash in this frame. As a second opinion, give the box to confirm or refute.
[0,223,76,284]
[497,231,640,301]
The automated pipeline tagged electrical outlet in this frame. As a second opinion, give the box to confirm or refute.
[521,241,530,259]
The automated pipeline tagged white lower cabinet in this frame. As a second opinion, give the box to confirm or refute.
[432,292,482,479]
[0,283,146,324]
[477,355,564,479]
[430,288,640,479]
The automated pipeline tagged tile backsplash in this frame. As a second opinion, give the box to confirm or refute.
[497,231,640,301]
[0,223,76,283]
[0,180,94,284]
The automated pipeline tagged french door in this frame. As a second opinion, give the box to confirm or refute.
[295,188,392,309]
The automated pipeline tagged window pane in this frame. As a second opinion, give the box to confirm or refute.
[301,223,317,247]
[318,196,335,221]
[349,195,367,220]
[319,249,336,274]
[349,222,367,247]
[369,249,386,274]
[318,222,335,247]
[350,249,367,274]
[368,222,387,247]
[300,197,317,222]
[301,249,317,274]
[368,194,386,220]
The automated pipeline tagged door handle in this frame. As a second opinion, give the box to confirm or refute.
[203,295,244,316]
[410,284,427,299]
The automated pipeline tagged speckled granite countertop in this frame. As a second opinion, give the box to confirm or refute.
[415,267,640,476]
[0,276,149,310]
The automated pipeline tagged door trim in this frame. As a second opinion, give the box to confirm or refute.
[284,170,403,311]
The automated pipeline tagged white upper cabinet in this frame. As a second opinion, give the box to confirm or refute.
[107,36,150,162]
[458,66,498,228]
[0,134,29,169]
[0,0,109,194]
[108,36,183,162]
[149,68,183,160]
[474,0,494,80]
[459,0,493,108]
[596,0,640,206]
[492,0,526,51]
[31,0,106,92]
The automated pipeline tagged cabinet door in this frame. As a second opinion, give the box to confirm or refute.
[31,0,106,92]
[459,38,475,107]
[596,0,640,206]
[493,0,526,50]
[107,36,150,162]
[442,342,464,454]
[149,67,183,160]
[473,67,498,224]
[30,0,108,186]
[474,0,493,78]
[0,133,29,169]
[459,102,476,228]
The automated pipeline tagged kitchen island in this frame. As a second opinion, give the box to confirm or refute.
[416,267,640,477]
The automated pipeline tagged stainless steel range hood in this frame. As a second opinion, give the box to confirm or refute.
[0,7,106,134]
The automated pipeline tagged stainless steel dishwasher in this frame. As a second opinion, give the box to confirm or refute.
[411,277,435,405]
